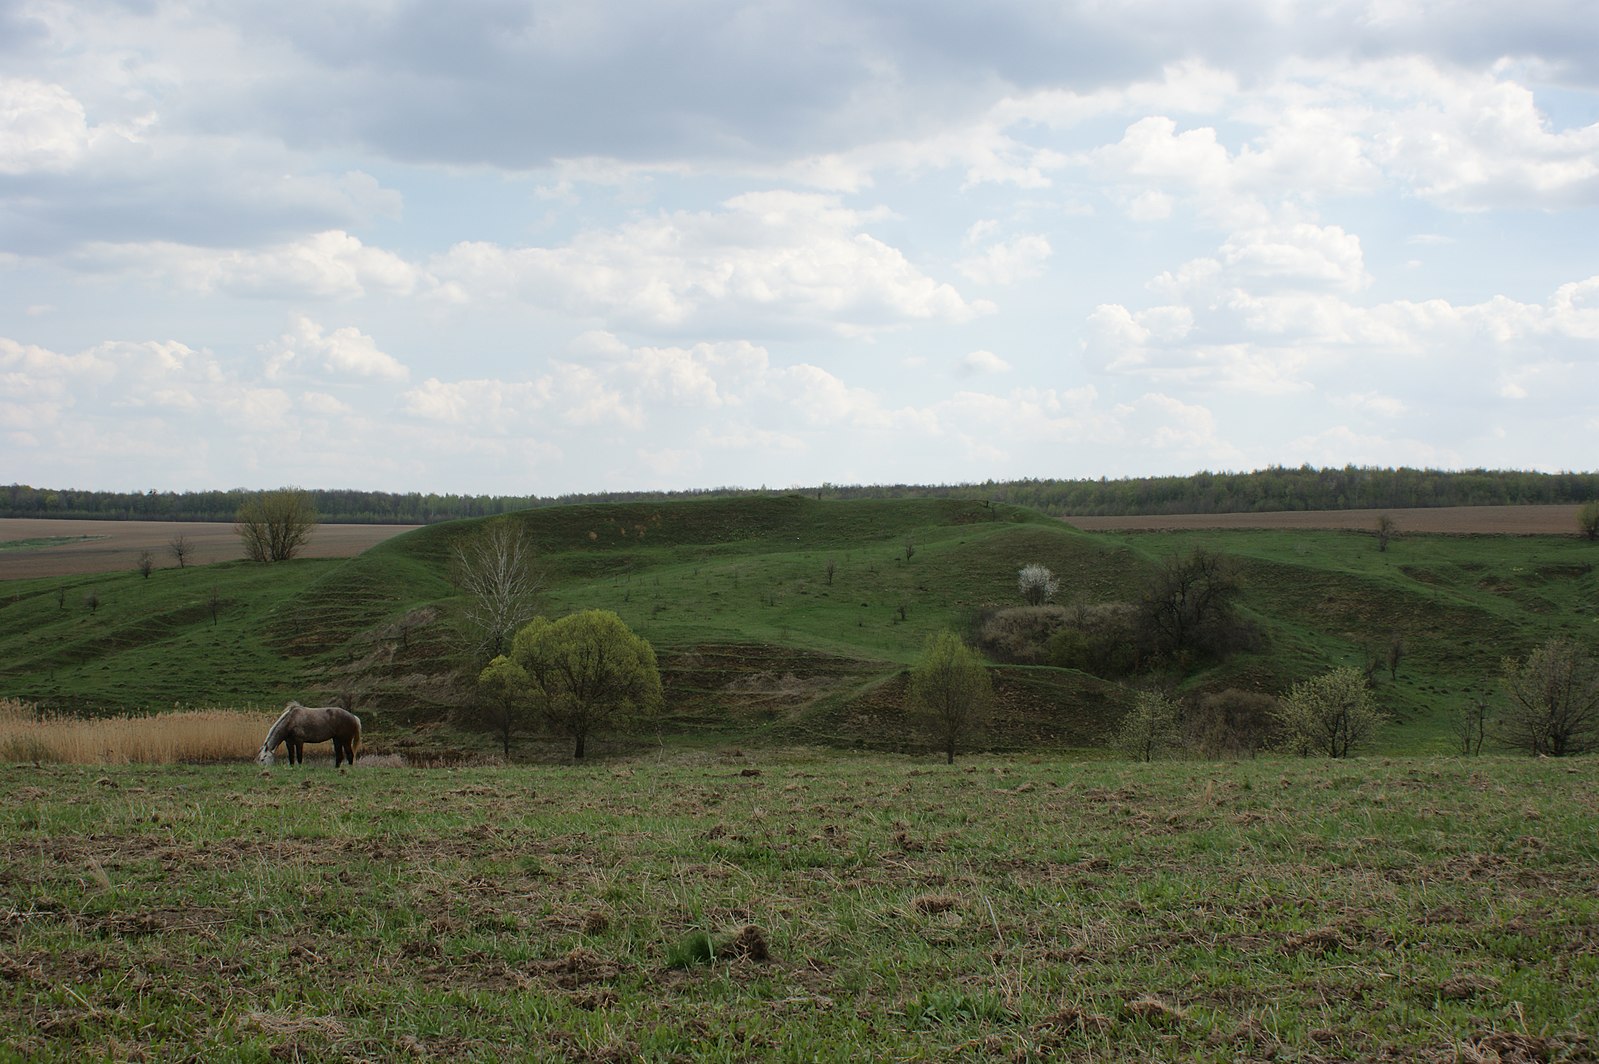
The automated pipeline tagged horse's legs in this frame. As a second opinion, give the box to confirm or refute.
[334,738,347,767]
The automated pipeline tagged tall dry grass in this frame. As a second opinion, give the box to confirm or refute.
[0,698,275,764]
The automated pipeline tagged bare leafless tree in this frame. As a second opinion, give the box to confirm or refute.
[235,489,318,562]
[451,520,544,665]
[136,551,153,579]
[168,534,193,568]
[1454,698,1490,756]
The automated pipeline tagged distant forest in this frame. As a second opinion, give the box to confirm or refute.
[4,467,1597,524]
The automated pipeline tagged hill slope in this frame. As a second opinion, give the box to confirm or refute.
[2,495,1594,755]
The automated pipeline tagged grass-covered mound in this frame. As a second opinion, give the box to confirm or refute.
[1,495,1594,755]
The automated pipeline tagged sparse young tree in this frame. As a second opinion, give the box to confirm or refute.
[907,630,993,765]
[1454,698,1490,756]
[84,590,101,614]
[136,551,153,579]
[904,541,916,562]
[1386,633,1406,682]
[235,488,318,562]
[825,559,836,586]
[55,586,66,610]
[1273,665,1387,758]
[1114,690,1182,762]
[207,585,222,625]
[1017,563,1060,606]
[1375,513,1398,552]
[451,520,544,666]
[477,655,533,757]
[1579,501,1599,542]
[1499,638,1599,757]
[168,534,193,568]
[508,610,662,760]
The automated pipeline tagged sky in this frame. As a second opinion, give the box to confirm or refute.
[3,1,1598,497]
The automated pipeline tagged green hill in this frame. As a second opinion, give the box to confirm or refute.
[2,495,1594,756]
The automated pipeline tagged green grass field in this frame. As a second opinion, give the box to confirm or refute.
[1,495,1595,756]
[2,752,1594,1061]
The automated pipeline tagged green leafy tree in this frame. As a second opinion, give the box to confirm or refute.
[234,488,318,562]
[1273,666,1387,758]
[908,630,993,765]
[476,655,532,757]
[509,610,662,759]
[1500,638,1599,757]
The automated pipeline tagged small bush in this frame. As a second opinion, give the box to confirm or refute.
[975,606,1070,664]
[1046,602,1140,678]
[1186,689,1279,759]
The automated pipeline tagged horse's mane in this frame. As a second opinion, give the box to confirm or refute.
[262,701,303,752]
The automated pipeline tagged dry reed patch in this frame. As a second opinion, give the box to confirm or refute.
[0,699,274,764]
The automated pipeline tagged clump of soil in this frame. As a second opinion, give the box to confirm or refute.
[1124,996,1187,1025]
[726,924,770,962]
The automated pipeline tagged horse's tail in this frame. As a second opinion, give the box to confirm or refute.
[352,715,363,762]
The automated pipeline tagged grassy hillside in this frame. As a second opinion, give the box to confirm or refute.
[1,496,1594,755]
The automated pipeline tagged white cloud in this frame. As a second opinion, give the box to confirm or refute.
[1220,224,1369,293]
[956,234,1052,285]
[81,231,424,301]
[0,78,92,174]
[431,191,989,336]
[960,350,1012,375]
[263,317,410,383]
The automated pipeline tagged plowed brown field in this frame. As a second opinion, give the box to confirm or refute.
[1064,504,1582,535]
[0,519,421,579]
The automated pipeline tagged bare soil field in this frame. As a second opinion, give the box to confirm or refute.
[1064,503,1583,535]
[0,519,421,579]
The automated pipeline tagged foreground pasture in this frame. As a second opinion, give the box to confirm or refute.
[2,752,1595,1062]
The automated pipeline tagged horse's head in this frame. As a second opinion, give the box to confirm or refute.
[257,745,275,766]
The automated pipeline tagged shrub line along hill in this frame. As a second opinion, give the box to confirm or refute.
[5,464,1597,523]
[1,494,1595,759]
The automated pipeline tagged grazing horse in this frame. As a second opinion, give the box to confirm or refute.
[258,701,362,767]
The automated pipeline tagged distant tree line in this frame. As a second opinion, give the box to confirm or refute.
[4,465,1596,524]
